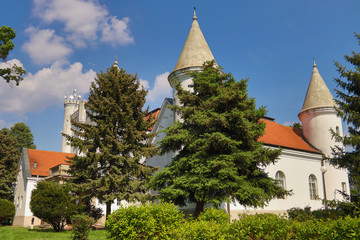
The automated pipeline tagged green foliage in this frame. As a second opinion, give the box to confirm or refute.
[332,33,360,201]
[66,64,157,218]
[0,199,15,224]
[30,181,79,232]
[197,207,229,224]
[0,26,25,86]
[170,219,227,240]
[106,202,184,240]
[71,214,94,240]
[10,123,36,153]
[0,129,19,200]
[229,214,291,240]
[150,61,288,217]
[287,207,313,221]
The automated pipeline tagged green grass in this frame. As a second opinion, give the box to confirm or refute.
[0,226,106,240]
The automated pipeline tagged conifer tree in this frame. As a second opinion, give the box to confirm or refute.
[150,61,288,217]
[331,33,360,200]
[0,130,19,200]
[65,64,157,219]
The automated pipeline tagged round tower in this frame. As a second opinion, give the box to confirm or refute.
[168,9,216,121]
[298,61,349,200]
[61,89,81,153]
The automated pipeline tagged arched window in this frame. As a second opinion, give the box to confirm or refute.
[275,171,286,190]
[309,174,318,200]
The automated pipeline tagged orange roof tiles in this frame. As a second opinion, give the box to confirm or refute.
[259,119,319,153]
[27,149,75,177]
[146,108,161,131]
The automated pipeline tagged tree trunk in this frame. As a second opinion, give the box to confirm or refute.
[106,201,111,220]
[194,201,205,218]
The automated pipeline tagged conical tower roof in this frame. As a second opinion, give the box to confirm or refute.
[173,9,215,72]
[300,61,336,112]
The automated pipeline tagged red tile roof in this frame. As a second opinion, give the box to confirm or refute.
[27,149,74,177]
[259,119,319,153]
[146,108,161,131]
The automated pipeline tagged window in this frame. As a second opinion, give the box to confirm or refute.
[275,171,286,190]
[33,162,37,169]
[309,174,318,200]
[342,182,347,194]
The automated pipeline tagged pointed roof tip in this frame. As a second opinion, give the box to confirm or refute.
[114,56,118,66]
[172,9,216,72]
[300,61,335,113]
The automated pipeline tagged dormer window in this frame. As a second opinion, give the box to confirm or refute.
[33,162,37,169]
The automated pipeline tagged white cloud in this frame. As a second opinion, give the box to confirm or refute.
[146,72,171,102]
[0,59,95,114]
[33,0,134,47]
[101,16,134,46]
[23,27,72,65]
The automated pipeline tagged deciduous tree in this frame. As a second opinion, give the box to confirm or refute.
[66,64,157,219]
[0,26,25,86]
[150,61,288,217]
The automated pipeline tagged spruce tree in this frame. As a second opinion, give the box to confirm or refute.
[331,33,360,200]
[10,123,36,153]
[0,130,19,200]
[66,64,157,219]
[150,61,288,217]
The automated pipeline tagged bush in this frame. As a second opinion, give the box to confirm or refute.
[30,181,80,232]
[197,207,229,224]
[71,214,95,240]
[229,214,292,240]
[0,199,15,224]
[287,207,313,221]
[170,219,228,240]
[106,202,184,240]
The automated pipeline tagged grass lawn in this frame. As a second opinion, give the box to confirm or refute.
[0,226,106,240]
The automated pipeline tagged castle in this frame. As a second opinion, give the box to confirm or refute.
[13,10,350,226]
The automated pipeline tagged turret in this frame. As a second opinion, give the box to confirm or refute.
[61,89,82,153]
[168,9,216,121]
[298,61,349,200]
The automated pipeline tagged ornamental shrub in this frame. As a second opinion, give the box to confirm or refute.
[329,216,360,239]
[30,181,80,232]
[229,213,292,240]
[0,198,15,224]
[197,207,229,224]
[169,219,228,240]
[106,202,184,240]
[71,214,94,240]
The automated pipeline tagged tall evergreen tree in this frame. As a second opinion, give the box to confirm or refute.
[331,33,360,200]
[66,64,157,219]
[0,130,19,200]
[10,122,36,153]
[150,61,288,217]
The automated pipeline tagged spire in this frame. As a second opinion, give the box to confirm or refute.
[113,56,119,69]
[300,61,336,112]
[173,9,216,72]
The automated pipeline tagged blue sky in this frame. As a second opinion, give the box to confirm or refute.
[0,0,359,152]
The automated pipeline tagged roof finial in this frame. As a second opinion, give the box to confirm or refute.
[114,56,118,67]
[313,57,316,68]
[193,7,197,20]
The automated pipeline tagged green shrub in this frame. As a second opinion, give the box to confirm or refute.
[197,207,229,224]
[229,214,292,240]
[106,202,184,240]
[329,216,360,239]
[0,199,15,224]
[287,207,313,221]
[170,219,228,240]
[291,219,332,240]
[30,181,80,232]
[71,214,94,240]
